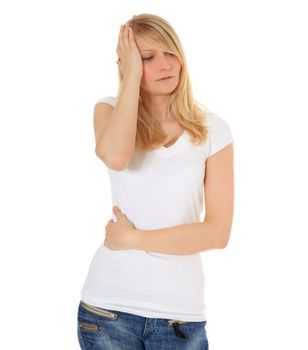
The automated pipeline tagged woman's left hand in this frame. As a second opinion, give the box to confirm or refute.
[104,206,137,250]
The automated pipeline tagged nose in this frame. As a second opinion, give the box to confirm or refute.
[157,55,172,71]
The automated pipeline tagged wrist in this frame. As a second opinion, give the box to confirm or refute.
[130,228,144,250]
[122,74,142,85]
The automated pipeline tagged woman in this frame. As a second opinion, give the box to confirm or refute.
[77,13,234,350]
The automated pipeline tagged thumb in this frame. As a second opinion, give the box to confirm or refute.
[113,205,121,215]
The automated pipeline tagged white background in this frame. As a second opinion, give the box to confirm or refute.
[1,1,307,349]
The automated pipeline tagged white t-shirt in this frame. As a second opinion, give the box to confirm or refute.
[80,96,234,322]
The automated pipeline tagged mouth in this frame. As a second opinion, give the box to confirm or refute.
[157,76,174,81]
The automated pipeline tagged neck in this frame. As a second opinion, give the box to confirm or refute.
[141,93,173,122]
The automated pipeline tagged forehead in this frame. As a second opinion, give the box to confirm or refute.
[135,38,165,52]
[139,47,167,54]
[141,49,156,53]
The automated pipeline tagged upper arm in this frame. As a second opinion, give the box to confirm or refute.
[203,142,234,246]
[93,102,114,147]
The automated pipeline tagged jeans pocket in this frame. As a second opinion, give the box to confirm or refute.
[80,301,119,320]
[167,319,207,339]
[79,321,102,332]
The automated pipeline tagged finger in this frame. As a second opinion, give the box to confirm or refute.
[128,26,139,52]
[127,26,135,48]
[117,24,125,51]
[113,208,119,218]
[116,25,123,55]
[113,206,124,215]
[118,24,123,44]
[128,25,135,43]
[127,25,132,40]
[122,23,129,49]
[105,219,113,227]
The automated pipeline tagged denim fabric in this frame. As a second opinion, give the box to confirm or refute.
[77,300,208,349]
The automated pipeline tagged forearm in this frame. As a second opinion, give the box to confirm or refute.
[133,220,228,255]
[96,75,141,167]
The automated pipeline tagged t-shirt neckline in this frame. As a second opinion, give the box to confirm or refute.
[154,131,189,156]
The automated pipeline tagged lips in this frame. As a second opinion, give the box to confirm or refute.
[158,76,173,80]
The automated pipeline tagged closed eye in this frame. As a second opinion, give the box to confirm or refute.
[143,52,175,61]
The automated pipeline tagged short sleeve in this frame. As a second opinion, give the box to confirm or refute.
[208,114,234,157]
[95,96,117,107]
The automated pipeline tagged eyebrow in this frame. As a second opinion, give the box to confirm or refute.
[141,49,154,52]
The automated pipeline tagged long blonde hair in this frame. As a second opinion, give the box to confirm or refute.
[117,13,212,151]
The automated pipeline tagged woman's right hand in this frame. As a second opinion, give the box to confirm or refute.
[116,23,143,81]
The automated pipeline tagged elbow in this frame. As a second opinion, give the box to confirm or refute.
[219,239,229,249]
[106,159,127,171]
[218,228,232,249]
[205,218,232,249]
[95,147,127,171]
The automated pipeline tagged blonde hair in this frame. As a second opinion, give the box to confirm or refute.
[117,13,212,151]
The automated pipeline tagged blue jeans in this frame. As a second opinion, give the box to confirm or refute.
[77,300,209,349]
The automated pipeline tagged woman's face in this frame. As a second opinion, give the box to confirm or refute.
[135,38,182,96]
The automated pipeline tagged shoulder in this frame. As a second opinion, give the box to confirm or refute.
[204,112,231,129]
[95,96,118,108]
[203,112,233,138]
[205,113,234,159]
